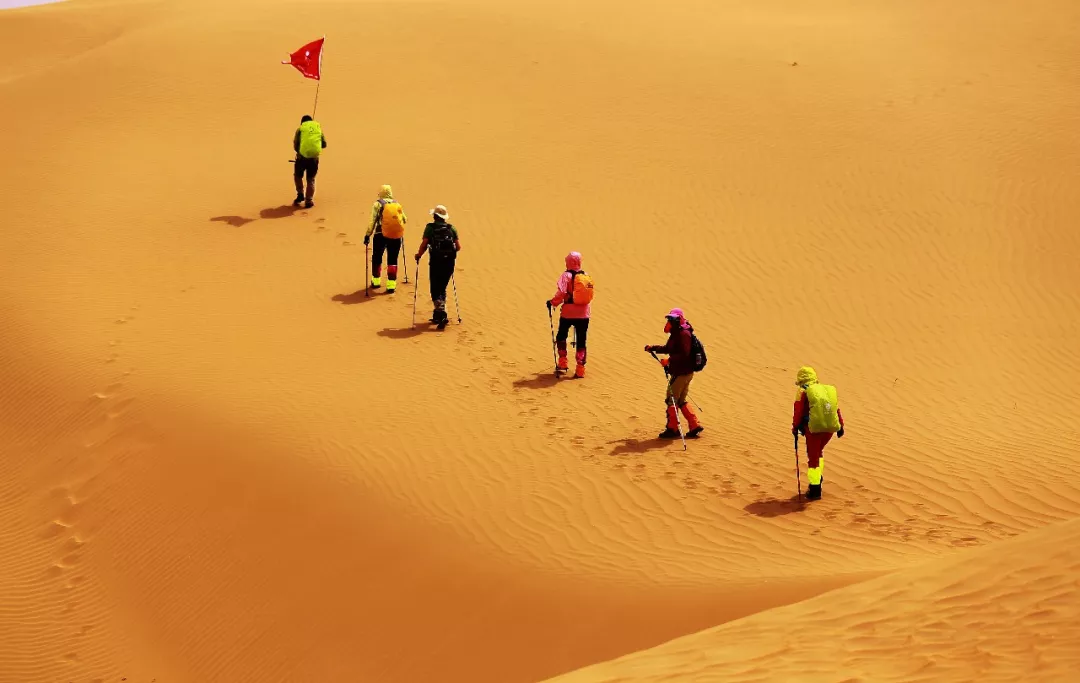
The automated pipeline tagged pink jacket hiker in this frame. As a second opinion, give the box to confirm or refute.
[550,252,591,319]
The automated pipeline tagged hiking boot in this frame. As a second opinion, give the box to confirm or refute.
[292,194,304,206]
[557,356,569,372]
[574,364,586,379]
[436,319,448,331]
[386,281,397,294]
[659,405,680,439]
[680,403,702,437]
[806,483,822,501]
[304,199,314,209]
[370,277,382,290]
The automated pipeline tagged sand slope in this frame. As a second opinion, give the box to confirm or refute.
[2,0,1080,681]
[546,517,1080,683]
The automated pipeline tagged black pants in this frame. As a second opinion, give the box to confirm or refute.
[557,317,589,349]
[293,156,319,198]
[371,233,402,268]
[429,257,456,317]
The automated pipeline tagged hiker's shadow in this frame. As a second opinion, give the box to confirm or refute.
[513,372,561,390]
[744,495,806,518]
[260,205,301,219]
[332,290,379,305]
[607,437,672,456]
[377,327,425,339]
[210,215,255,227]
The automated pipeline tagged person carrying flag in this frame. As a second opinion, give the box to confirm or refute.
[292,115,326,208]
[363,185,408,293]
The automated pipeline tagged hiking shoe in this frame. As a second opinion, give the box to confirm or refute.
[806,484,822,501]
[574,364,586,379]
[304,199,314,209]
[658,428,681,439]
[292,194,304,206]
[686,426,704,438]
[436,319,448,330]
[557,357,569,372]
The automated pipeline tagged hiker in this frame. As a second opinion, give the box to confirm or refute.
[292,115,326,208]
[414,204,460,328]
[644,308,703,439]
[792,366,845,501]
[546,252,594,378]
[363,185,408,293]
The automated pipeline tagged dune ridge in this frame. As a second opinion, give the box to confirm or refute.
[545,517,1080,682]
[2,0,1079,681]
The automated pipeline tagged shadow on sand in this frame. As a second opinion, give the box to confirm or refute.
[606,437,676,456]
[260,205,301,219]
[743,495,807,518]
[512,371,563,390]
[377,327,426,339]
[331,290,380,305]
[210,215,256,227]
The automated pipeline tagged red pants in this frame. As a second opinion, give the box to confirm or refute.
[805,431,832,468]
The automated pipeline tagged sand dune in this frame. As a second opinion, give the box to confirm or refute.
[2,0,1079,681]
[546,517,1080,682]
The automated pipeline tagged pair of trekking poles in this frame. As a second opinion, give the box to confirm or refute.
[405,251,462,328]
[647,350,706,452]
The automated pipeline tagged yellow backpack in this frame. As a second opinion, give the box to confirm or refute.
[567,271,595,305]
[298,120,322,158]
[805,384,841,434]
[378,199,406,239]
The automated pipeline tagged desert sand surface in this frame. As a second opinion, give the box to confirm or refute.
[1,0,1078,682]
[546,517,1080,683]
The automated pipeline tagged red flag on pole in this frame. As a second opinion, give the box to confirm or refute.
[282,37,324,81]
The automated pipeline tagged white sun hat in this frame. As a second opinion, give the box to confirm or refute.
[430,205,450,221]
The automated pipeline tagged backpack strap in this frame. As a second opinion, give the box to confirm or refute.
[567,270,577,304]
[375,198,387,233]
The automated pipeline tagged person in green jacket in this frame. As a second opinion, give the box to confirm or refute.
[292,115,326,208]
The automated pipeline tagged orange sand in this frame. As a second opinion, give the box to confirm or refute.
[1,0,1078,682]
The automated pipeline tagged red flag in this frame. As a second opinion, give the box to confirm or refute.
[282,37,324,81]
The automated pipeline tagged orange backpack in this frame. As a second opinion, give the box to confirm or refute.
[378,199,406,239]
[567,271,595,305]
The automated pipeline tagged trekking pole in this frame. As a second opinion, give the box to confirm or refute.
[451,274,462,324]
[670,394,687,451]
[650,351,686,451]
[401,238,409,284]
[365,243,370,297]
[648,350,704,413]
[794,432,802,500]
[412,255,422,327]
[547,306,559,375]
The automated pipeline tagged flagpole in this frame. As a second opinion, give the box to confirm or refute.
[311,35,324,117]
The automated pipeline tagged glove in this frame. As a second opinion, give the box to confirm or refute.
[644,345,653,353]
[546,300,553,312]
[363,236,370,246]
[792,426,799,436]
[837,426,845,438]
[415,253,421,263]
